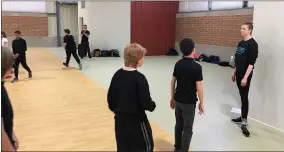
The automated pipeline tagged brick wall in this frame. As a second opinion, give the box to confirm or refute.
[176,13,253,47]
[2,15,48,36]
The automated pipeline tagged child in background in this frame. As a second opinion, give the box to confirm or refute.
[62,29,82,70]
[107,43,156,152]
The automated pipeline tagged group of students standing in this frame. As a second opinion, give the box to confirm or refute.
[1,21,258,152]
[107,21,258,152]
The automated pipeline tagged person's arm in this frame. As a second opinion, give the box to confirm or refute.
[23,40,27,52]
[171,63,177,101]
[107,76,116,112]
[2,119,15,152]
[138,75,156,112]
[12,130,19,150]
[12,40,16,54]
[243,42,258,80]
[196,66,204,105]
[86,31,90,37]
[63,36,68,48]
[170,77,176,101]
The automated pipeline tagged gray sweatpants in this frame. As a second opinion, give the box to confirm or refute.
[174,101,196,152]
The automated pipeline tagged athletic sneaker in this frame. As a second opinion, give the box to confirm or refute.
[63,62,69,67]
[241,125,250,137]
[28,72,32,78]
[11,78,19,83]
[231,117,242,124]
[79,63,82,70]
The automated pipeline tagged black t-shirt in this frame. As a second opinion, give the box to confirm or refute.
[107,68,156,121]
[173,57,203,104]
[235,38,258,76]
[64,35,76,50]
[81,30,90,43]
[1,82,15,145]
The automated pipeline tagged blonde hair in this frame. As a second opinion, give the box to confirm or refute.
[1,46,14,79]
[124,43,146,67]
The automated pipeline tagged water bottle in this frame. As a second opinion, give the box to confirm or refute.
[229,55,235,68]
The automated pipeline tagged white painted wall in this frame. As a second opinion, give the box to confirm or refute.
[250,2,284,130]
[78,2,131,56]
[2,1,46,13]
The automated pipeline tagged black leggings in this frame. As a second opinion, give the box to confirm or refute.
[14,54,32,79]
[65,50,81,65]
[236,74,252,119]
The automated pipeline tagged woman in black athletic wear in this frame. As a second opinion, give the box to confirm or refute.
[231,22,258,137]
[1,46,19,151]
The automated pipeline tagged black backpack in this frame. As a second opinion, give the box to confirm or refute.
[101,50,109,57]
[109,49,120,57]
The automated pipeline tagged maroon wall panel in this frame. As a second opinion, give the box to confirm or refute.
[131,1,179,56]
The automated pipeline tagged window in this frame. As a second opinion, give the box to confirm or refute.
[211,1,243,10]
[81,1,85,9]
[179,1,209,12]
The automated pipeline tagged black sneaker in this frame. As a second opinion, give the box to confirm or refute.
[11,78,19,83]
[241,125,250,137]
[231,117,242,124]
[63,62,69,67]
[28,72,32,78]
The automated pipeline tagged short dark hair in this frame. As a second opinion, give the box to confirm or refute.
[14,30,21,34]
[1,31,7,38]
[64,29,70,34]
[83,25,87,27]
[179,38,195,56]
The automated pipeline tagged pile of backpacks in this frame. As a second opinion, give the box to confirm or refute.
[196,54,220,64]
[92,49,120,57]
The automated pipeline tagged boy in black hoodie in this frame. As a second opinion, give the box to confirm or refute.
[11,30,32,83]
[107,43,156,152]
[63,29,82,70]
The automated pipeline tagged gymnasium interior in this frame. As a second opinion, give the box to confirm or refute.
[1,1,284,151]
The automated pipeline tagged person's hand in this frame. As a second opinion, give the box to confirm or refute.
[13,135,19,150]
[198,103,204,115]
[241,78,247,87]
[170,99,175,109]
[232,72,236,82]
[14,53,19,58]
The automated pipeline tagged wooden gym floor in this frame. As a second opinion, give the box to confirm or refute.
[4,48,176,151]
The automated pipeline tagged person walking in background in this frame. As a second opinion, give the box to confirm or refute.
[80,25,92,59]
[170,38,204,152]
[2,46,19,151]
[2,31,8,47]
[11,30,32,83]
[231,22,258,137]
[63,29,82,70]
[107,43,156,152]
